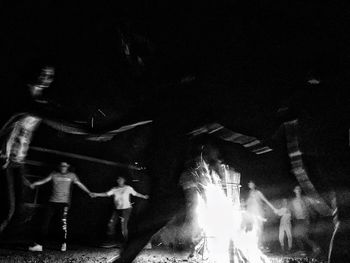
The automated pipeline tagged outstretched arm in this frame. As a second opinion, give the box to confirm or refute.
[258,191,275,211]
[131,188,149,199]
[134,192,149,199]
[274,208,284,216]
[31,175,52,188]
[92,192,110,197]
[91,188,114,198]
[75,181,93,197]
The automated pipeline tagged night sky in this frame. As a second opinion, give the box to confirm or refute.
[1,1,350,184]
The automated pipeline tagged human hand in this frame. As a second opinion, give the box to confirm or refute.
[2,160,9,169]
[90,192,97,198]
[144,195,149,200]
[29,184,36,190]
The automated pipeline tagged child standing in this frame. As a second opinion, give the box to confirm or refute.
[274,198,292,252]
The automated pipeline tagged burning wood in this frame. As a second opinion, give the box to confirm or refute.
[180,157,270,263]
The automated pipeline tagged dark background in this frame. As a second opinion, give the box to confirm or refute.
[0,0,350,244]
[1,1,349,129]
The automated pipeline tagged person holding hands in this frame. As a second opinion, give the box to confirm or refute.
[92,175,149,241]
[28,162,93,252]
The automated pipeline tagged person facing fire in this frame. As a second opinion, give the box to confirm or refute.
[92,175,149,242]
[28,162,93,252]
[246,180,275,249]
[291,185,321,256]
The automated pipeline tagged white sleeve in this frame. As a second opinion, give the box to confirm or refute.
[129,186,138,196]
[106,188,115,196]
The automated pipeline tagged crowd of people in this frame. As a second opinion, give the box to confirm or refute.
[26,160,323,257]
[244,180,321,256]
[28,161,148,252]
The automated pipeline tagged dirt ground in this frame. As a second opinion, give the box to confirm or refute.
[0,245,327,263]
[0,245,119,263]
[133,249,327,263]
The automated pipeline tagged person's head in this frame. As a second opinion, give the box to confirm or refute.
[40,66,55,85]
[248,180,256,190]
[294,186,302,197]
[117,176,126,186]
[59,162,70,174]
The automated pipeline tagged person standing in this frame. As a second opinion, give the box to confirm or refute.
[28,162,93,252]
[246,180,275,249]
[92,175,149,242]
[291,186,320,256]
[274,198,292,252]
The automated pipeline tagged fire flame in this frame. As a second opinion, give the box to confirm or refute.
[194,161,270,263]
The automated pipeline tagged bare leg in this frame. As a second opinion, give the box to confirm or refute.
[285,225,292,251]
[279,225,285,251]
[256,220,264,248]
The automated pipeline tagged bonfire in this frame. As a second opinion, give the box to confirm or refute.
[193,159,270,263]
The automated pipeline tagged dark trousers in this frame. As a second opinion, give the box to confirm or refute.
[293,219,318,251]
[0,162,25,233]
[35,202,69,245]
[107,208,132,240]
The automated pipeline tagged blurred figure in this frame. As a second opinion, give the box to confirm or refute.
[274,198,292,252]
[28,66,54,103]
[328,189,350,263]
[28,162,93,252]
[0,115,41,233]
[92,175,149,243]
[246,180,275,249]
[328,190,339,263]
[291,186,320,256]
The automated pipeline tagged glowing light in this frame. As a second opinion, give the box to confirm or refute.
[194,160,270,263]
